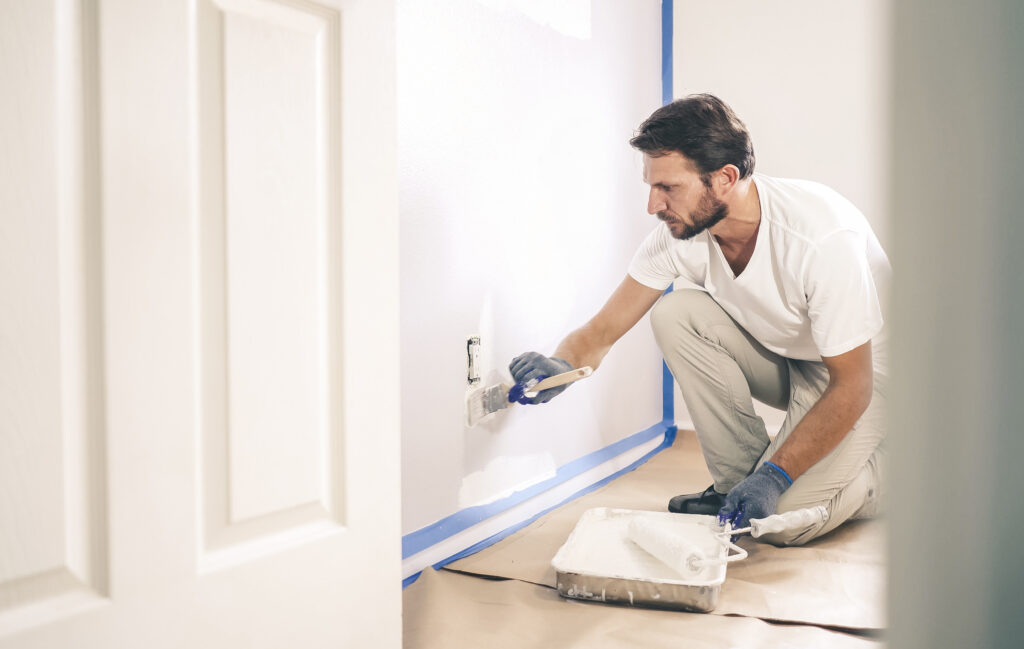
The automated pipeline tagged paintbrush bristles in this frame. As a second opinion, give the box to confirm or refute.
[481,383,510,414]
[465,383,511,427]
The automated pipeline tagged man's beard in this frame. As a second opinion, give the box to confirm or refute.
[660,187,728,240]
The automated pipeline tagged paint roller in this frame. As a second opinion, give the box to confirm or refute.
[627,506,829,578]
[627,517,710,579]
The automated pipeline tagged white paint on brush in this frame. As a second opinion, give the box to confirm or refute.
[457,452,557,509]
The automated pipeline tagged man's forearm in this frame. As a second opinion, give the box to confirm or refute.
[768,381,872,480]
[552,324,613,371]
[545,275,664,373]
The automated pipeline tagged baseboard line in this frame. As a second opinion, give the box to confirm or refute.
[402,421,676,585]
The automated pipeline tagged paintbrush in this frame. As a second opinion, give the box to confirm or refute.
[465,366,593,427]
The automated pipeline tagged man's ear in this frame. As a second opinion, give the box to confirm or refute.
[715,164,741,195]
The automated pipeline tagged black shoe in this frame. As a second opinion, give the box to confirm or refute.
[668,485,726,515]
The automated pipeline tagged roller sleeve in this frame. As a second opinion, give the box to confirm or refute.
[627,517,708,578]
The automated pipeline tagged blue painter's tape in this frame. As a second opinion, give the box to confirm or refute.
[401,421,677,590]
[662,359,674,423]
[661,0,673,106]
[401,421,670,559]
[402,571,422,589]
[661,286,675,424]
[431,421,677,571]
[661,4,676,422]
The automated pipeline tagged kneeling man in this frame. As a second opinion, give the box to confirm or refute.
[508,94,889,545]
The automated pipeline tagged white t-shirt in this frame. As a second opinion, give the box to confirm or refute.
[629,174,891,376]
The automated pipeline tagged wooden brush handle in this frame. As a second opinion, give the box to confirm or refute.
[528,367,593,394]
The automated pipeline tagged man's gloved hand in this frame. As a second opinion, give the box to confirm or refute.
[717,462,794,529]
[508,352,573,405]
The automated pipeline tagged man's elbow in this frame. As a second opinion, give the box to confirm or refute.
[824,343,875,415]
[847,373,875,415]
[829,372,874,416]
[858,376,874,412]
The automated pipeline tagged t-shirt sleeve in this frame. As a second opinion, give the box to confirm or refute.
[804,229,884,358]
[627,224,688,290]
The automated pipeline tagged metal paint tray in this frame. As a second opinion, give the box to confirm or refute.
[551,507,729,612]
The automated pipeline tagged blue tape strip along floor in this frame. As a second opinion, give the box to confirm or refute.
[402,421,672,559]
[404,423,677,588]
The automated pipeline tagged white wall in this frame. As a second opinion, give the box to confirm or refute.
[398,0,663,534]
[671,0,891,431]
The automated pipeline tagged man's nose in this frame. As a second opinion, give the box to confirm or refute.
[648,189,666,215]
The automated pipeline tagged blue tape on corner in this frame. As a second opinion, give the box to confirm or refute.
[660,2,675,424]
[661,0,673,106]
[662,288,675,425]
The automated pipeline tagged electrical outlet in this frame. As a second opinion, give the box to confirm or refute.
[467,335,481,385]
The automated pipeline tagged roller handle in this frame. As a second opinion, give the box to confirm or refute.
[748,506,829,537]
[524,367,593,396]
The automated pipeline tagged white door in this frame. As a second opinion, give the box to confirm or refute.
[0,0,401,647]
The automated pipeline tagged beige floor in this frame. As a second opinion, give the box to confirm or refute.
[403,431,886,648]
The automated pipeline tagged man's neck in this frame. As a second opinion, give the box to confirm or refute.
[709,177,761,249]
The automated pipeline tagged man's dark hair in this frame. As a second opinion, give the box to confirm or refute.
[630,94,756,182]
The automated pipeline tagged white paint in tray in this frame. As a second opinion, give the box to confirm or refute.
[551,508,728,586]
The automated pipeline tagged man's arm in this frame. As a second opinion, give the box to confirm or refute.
[717,340,875,527]
[551,275,665,370]
[767,341,874,479]
[508,276,664,404]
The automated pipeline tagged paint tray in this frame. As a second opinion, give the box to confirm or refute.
[551,507,730,612]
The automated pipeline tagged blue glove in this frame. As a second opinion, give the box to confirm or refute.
[717,462,793,529]
[508,352,573,405]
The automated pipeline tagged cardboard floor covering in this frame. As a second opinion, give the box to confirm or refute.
[404,566,882,649]
[442,430,887,631]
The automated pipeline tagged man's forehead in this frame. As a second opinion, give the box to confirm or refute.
[642,151,698,181]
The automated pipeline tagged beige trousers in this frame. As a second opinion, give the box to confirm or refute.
[650,289,886,545]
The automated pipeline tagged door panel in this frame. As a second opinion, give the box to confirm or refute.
[196,0,346,562]
[0,0,400,646]
[0,0,108,635]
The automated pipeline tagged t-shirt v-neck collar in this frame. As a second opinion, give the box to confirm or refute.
[708,185,768,281]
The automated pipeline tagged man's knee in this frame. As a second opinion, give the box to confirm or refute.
[650,289,713,339]
[758,447,884,546]
[759,481,870,546]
